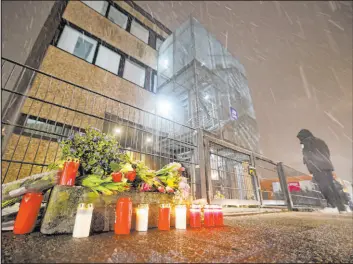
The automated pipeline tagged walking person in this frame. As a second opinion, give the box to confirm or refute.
[296,129,346,212]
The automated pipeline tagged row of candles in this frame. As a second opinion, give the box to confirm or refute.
[115,198,224,235]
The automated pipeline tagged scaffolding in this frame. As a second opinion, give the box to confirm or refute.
[156,17,260,153]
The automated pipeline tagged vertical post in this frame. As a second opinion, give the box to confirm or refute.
[277,162,293,210]
[250,153,263,206]
[197,129,207,200]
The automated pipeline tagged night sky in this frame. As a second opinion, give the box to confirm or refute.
[137,1,353,181]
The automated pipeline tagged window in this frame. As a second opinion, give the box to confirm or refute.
[123,59,146,87]
[108,6,128,29]
[130,20,149,44]
[156,38,163,51]
[153,74,157,93]
[81,1,108,15]
[16,115,80,141]
[95,45,121,74]
[57,26,97,63]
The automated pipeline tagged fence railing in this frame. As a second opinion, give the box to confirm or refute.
[2,57,346,210]
[1,57,201,197]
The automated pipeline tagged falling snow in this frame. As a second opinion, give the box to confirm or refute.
[2,0,352,181]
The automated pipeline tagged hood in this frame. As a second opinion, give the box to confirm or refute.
[297,129,314,142]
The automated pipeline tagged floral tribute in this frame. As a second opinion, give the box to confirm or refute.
[52,127,191,199]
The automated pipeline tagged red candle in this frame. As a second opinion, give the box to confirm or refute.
[126,170,136,182]
[115,197,132,235]
[214,205,224,226]
[189,205,201,228]
[112,172,122,182]
[158,204,170,231]
[13,192,43,234]
[59,158,80,186]
[203,205,214,227]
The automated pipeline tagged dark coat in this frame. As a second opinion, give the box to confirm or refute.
[297,129,334,174]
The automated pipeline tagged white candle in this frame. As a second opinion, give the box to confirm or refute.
[175,205,187,230]
[136,204,149,232]
[73,203,93,238]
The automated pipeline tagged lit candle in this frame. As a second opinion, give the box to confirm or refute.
[158,204,170,231]
[203,205,214,227]
[13,192,43,235]
[175,205,187,230]
[59,158,80,186]
[115,197,132,235]
[214,205,224,227]
[73,203,94,238]
[136,204,149,232]
[189,204,201,228]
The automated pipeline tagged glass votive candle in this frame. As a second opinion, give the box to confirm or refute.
[136,204,149,231]
[189,204,201,228]
[214,205,224,226]
[203,205,214,227]
[158,204,170,231]
[175,205,187,229]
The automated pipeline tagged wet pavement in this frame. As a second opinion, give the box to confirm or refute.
[2,212,353,263]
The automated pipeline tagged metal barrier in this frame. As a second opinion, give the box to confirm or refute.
[203,135,259,206]
[2,57,339,209]
[1,58,202,198]
[253,155,286,206]
[280,164,327,209]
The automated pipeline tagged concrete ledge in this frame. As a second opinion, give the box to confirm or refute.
[40,186,189,234]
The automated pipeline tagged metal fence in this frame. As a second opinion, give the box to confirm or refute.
[203,135,259,206]
[1,58,202,198]
[281,164,327,209]
[1,57,343,210]
[253,155,286,206]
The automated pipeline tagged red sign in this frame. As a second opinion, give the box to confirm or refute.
[288,182,301,192]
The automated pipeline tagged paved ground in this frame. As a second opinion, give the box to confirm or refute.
[2,212,353,263]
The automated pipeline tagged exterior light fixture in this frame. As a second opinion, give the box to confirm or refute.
[115,128,121,134]
[146,137,152,143]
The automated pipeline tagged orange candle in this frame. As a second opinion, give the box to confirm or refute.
[203,205,214,227]
[13,192,43,234]
[158,204,170,231]
[189,205,201,228]
[115,197,132,235]
[59,158,80,186]
[214,205,224,226]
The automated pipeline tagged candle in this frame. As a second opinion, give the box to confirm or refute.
[175,205,187,229]
[59,158,80,186]
[189,204,201,228]
[73,203,94,238]
[158,204,170,231]
[115,197,132,235]
[136,204,149,232]
[14,192,43,235]
[214,205,224,226]
[203,205,214,227]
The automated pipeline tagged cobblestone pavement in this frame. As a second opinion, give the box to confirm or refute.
[2,212,353,263]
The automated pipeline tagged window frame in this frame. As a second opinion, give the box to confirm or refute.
[130,19,150,44]
[106,4,129,30]
[123,58,147,88]
[81,0,109,16]
[56,25,98,63]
